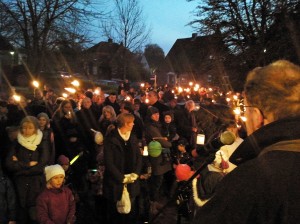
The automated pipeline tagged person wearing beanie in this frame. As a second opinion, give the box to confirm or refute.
[44,164,65,182]
[144,106,173,215]
[37,113,49,124]
[57,155,72,189]
[36,164,76,224]
[84,90,94,100]
[5,115,50,224]
[57,155,70,171]
[146,106,159,120]
[37,112,55,165]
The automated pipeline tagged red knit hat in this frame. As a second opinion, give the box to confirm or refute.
[57,155,70,165]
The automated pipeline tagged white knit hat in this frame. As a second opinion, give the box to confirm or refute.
[44,164,65,182]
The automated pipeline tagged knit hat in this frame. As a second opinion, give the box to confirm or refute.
[45,164,65,182]
[37,112,50,122]
[57,155,70,165]
[147,106,159,118]
[85,90,94,99]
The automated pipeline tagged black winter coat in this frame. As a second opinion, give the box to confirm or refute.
[174,108,198,150]
[51,116,85,159]
[192,117,300,224]
[5,139,50,208]
[103,129,142,202]
[144,120,172,175]
[0,164,17,223]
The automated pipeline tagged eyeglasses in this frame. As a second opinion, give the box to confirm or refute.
[239,105,256,113]
[239,104,265,118]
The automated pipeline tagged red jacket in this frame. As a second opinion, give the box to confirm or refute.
[36,186,76,224]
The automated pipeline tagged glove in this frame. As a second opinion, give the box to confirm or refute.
[123,174,135,184]
[130,173,139,181]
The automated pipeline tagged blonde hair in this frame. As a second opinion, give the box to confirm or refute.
[99,105,117,122]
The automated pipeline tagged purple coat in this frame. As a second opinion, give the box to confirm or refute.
[36,186,76,224]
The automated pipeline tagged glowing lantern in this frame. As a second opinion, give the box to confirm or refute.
[175,164,192,181]
[148,140,162,157]
[94,131,104,145]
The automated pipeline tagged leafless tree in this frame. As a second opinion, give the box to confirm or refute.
[187,0,300,66]
[0,0,106,73]
[101,0,151,52]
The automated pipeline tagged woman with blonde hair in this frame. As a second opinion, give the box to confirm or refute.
[5,116,50,224]
[99,105,117,136]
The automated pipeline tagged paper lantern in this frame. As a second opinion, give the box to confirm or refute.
[196,134,205,145]
[94,131,104,145]
[148,140,162,157]
[175,164,192,181]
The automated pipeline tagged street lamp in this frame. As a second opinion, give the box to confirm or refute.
[10,51,14,66]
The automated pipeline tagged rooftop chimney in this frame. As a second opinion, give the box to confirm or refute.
[192,33,198,38]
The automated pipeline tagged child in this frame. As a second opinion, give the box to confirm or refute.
[161,111,178,164]
[57,155,73,189]
[36,164,76,224]
[161,111,178,142]
[173,138,192,167]
[37,112,55,165]
[57,155,70,176]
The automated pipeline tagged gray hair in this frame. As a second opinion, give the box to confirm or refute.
[245,60,300,121]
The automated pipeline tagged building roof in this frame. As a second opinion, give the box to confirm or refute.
[162,33,226,74]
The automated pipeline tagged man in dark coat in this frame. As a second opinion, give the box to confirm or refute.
[103,92,120,115]
[147,91,169,123]
[192,60,300,224]
[144,107,173,215]
[76,97,100,169]
[175,100,198,152]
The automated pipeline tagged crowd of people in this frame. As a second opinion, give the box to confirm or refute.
[0,59,299,224]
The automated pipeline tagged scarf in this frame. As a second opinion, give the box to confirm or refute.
[118,128,131,141]
[17,129,43,151]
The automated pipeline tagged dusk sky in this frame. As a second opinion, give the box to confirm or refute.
[141,0,199,54]
[93,0,200,55]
